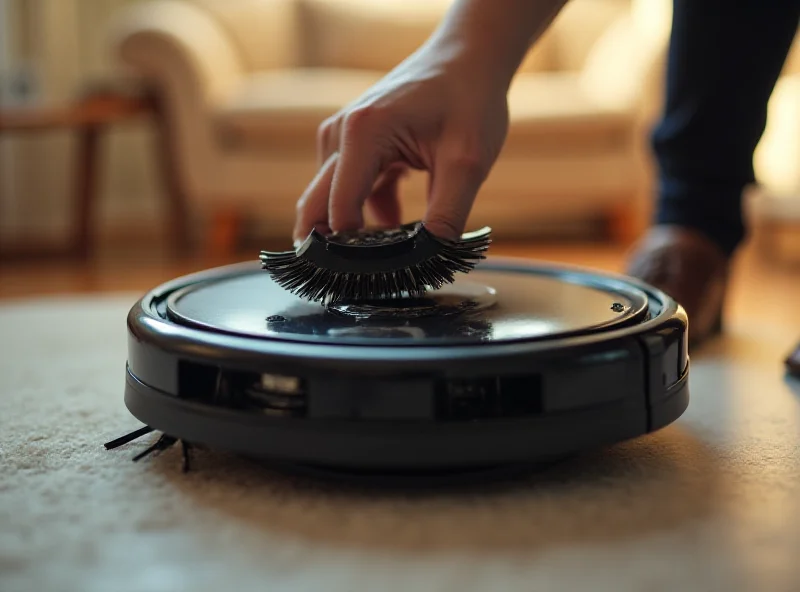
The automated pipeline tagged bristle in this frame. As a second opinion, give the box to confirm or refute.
[260,230,490,303]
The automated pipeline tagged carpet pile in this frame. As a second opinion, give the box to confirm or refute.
[2,294,800,591]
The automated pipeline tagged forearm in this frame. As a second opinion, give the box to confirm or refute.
[430,0,570,87]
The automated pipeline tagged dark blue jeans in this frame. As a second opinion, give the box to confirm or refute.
[651,0,800,256]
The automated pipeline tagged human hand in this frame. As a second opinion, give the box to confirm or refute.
[292,41,511,243]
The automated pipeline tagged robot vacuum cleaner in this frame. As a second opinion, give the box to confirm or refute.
[114,254,689,484]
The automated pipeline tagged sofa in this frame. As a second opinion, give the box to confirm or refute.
[109,0,674,250]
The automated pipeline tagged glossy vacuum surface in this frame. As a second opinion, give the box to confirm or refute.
[165,266,649,345]
[123,258,690,476]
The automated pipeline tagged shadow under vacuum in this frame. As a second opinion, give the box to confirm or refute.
[127,423,722,554]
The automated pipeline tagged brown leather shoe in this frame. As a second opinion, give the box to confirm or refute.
[625,225,730,346]
[786,341,800,378]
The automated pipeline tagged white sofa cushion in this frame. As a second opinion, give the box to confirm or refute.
[215,68,632,155]
[505,73,632,154]
[190,0,302,70]
[297,0,452,70]
[296,0,557,73]
[216,68,383,150]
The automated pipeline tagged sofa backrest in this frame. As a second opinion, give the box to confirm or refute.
[188,0,303,70]
[296,0,450,71]
[579,0,671,113]
[543,0,631,71]
[296,0,630,74]
[189,0,633,75]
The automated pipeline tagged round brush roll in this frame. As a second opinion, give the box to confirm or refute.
[259,221,492,303]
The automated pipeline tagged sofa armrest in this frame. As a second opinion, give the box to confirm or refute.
[109,0,244,107]
[107,0,247,200]
[577,9,670,119]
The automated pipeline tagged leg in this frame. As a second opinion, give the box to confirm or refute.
[628,0,800,345]
[651,0,800,256]
[787,340,800,378]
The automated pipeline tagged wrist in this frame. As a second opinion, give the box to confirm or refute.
[429,34,520,92]
[430,0,568,88]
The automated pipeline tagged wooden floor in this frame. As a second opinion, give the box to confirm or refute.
[0,240,622,300]
[0,239,798,351]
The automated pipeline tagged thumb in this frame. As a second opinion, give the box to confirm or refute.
[424,149,487,241]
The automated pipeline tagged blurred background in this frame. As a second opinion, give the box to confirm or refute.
[1,0,799,291]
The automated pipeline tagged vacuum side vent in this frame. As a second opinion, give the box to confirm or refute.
[177,361,308,417]
[436,374,543,421]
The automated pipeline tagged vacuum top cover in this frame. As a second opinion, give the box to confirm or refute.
[164,264,650,347]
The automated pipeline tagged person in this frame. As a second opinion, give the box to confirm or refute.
[293,0,800,347]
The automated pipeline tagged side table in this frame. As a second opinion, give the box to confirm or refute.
[0,86,189,261]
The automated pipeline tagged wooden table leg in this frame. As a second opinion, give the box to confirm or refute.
[1,88,155,262]
[73,124,100,260]
[208,206,242,259]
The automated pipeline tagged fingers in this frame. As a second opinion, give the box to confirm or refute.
[316,116,340,167]
[328,108,392,232]
[300,108,401,242]
[366,164,405,228]
[306,105,491,242]
[424,148,487,241]
[293,152,339,243]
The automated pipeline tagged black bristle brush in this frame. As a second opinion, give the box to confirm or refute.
[259,221,491,303]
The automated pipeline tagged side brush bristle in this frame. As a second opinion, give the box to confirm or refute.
[259,223,491,303]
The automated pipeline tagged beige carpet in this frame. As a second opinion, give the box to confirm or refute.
[2,293,800,592]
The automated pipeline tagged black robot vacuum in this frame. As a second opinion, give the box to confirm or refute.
[114,251,689,483]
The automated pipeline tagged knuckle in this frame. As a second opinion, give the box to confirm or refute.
[448,150,488,178]
[424,215,462,240]
[440,132,492,178]
[342,105,383,137]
